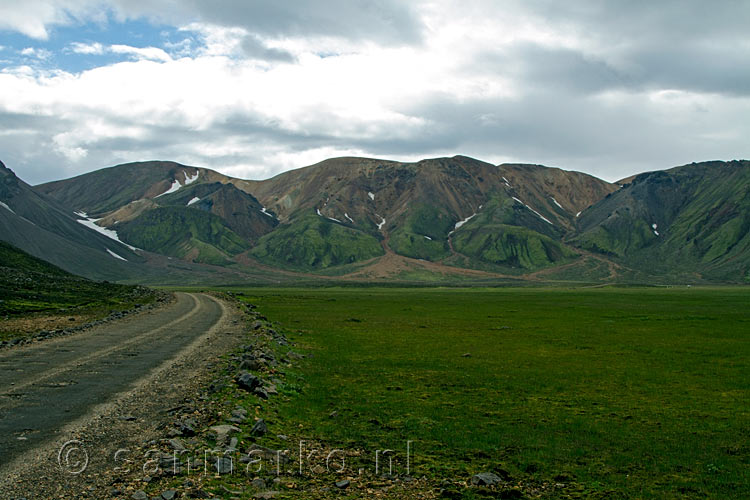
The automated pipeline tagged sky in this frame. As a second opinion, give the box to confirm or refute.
[0,1,748,185]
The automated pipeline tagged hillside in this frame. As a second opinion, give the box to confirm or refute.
[37,162,277,266]
[0,240,156,341]
[237,156,617,272]
[0,160,144,279]
[574,160,750,282]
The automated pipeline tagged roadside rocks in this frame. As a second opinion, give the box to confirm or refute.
[235,372,275,399]
[210,424,240,448]
[250,418,268,437]
[229,407,248,424]
[236,372,262,390]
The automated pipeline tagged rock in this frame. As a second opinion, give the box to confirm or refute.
[119,414,137,421]
[253,492,278,499]
[254,387,269,399]
[236,372,262,392]
[250,419,268,436]
[227,436,239,452]
[242,444,289,464]
[161,491,177,500]
[132,491,148,500]
[158,453,183,474]
[470,472,503,486]
[240,359,262,371]
[264,384,278,396]
[210,424,240,447]
[329,411,339,419]
[251,478,266,489]
[335,480,351,489]
[168,438,186,451]
[230,408,248,424]
[462,353,472,358]
[287,351,304,359]
[214,456,234,474]
[178,419,197,436]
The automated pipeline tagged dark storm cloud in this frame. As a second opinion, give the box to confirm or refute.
[510,0,750,96]
[393,88,744,181]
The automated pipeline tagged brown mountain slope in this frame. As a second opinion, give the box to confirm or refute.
[243,155,616,232]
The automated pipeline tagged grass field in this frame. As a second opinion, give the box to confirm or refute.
[234,287,749,499]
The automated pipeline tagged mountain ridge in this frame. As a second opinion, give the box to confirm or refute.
[6,156,747,284]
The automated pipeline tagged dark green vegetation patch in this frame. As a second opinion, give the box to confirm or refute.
[117,206,248,266]
[251,214,384,270]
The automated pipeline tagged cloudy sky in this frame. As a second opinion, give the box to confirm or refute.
[0,1,748,184]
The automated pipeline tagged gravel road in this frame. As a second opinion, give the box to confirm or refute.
[0,292,238,497]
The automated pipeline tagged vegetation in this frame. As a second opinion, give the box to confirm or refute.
[390,205,452,261]
[575,161,750,282]
[117,206,248,266]
[228,287,750,499]
[251,214,384,270]
[451,195,576,270]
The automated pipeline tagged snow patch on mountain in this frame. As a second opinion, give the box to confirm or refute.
[0,201,15,214]
[76,213,139,251]
[512,197,553,225]
[106,249,127,261]
[260,207,275,218]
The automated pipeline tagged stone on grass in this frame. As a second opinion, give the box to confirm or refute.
[470,472,503,486]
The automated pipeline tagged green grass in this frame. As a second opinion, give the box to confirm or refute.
[233,287,750,499]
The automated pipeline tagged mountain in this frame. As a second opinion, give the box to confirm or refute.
[38,161,277,265]
[244,156,616,272]
[0,239,71,277]
[574,160,750,282]
[0,160,144,280]
[20,156,750,284]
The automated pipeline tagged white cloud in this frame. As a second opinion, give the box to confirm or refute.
[69,42,105,55]
[110,44,172,62]
[0,1,748,185]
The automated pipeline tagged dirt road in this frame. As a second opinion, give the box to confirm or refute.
[0,292,229,482]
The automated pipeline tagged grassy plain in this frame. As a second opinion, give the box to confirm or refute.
[234,287,749,498]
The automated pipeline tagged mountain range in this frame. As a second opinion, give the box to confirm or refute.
[2,156,748,285]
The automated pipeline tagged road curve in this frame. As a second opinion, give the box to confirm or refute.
[0,292,225,470]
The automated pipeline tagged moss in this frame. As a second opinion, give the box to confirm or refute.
[251,214,384,270]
